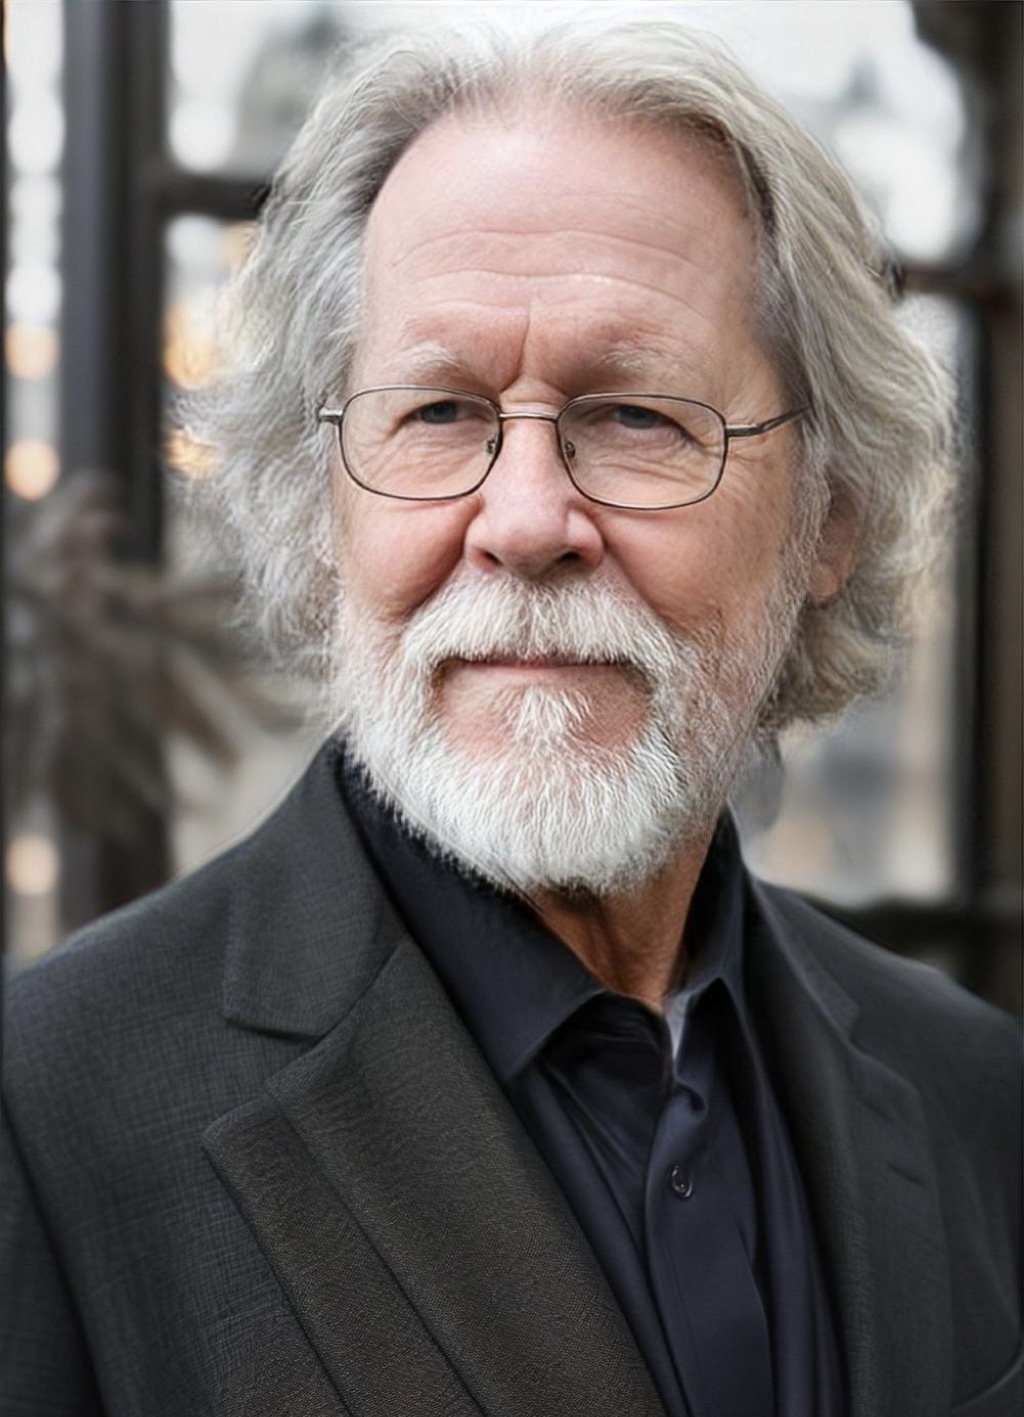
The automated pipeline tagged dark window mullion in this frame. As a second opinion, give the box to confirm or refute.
[58,0,171,928]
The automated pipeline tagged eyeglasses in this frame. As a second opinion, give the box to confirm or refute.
[317,385,807,511]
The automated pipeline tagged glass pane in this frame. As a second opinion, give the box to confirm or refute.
[168,0,352,176]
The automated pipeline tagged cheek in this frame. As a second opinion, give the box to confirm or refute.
[617,495,795,642]
[334,476,471,623]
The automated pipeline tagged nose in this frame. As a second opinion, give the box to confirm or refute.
[463,413,605,580]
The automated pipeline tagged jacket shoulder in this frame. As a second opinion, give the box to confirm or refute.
[755,879,1021,1119]
[6,836,245,1053]
[4,741,356,1062]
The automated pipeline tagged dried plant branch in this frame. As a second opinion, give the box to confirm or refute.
[6,472,296,842]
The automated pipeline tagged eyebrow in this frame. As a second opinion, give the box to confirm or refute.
[585,342,687,383]
[388,343,473,383]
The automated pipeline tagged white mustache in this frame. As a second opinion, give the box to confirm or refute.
[395,576,693,685]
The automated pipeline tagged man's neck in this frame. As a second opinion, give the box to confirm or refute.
[527,839,713,1009]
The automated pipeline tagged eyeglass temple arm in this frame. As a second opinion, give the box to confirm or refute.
[725,406,809,439]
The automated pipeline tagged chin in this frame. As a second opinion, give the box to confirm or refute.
[440,679,646,763]
[339,680,731,899]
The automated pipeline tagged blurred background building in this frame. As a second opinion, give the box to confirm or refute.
[3,0,1021,1010]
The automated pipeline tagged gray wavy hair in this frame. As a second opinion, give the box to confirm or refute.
[182,17,953,731]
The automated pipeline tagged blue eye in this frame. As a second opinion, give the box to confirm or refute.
[416,400,462,425]
[614,404,667,431]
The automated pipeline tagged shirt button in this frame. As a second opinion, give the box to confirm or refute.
[668,1163,694,1198]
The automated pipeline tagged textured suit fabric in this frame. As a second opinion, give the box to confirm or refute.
[1,741,1021,1416]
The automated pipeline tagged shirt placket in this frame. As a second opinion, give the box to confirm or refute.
[645,986,775,1417]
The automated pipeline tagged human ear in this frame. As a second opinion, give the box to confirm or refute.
[808,495,860,604]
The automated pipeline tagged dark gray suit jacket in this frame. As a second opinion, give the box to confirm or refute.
[2,744,1020,1415]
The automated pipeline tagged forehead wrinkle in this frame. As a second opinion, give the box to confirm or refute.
[379,223,745,293]
[366,258,753,376]
[373,276,724,354]
[364,330,725,406]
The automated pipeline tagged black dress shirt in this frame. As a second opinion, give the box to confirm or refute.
[339,752,844,1417]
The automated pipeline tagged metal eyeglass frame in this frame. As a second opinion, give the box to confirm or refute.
[316,385,809,511]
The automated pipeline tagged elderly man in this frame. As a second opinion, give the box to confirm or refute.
[2,18,1019,1417]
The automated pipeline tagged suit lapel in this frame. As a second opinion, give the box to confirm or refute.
[205,744,663,1416]
[747,884,952,1417]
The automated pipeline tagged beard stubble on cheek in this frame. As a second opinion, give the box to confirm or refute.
[325,567,806,896]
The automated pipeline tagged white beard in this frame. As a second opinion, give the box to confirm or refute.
[327,571,802,898]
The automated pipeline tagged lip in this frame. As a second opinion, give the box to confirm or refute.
[472,656,592,669]
[455,653,616,666]
[444,656,627,681]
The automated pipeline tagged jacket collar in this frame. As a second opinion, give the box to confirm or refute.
[220,739,406,1039]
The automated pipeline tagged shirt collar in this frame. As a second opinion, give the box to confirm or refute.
[337,745,751,1082]
[663,815,750,1058]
